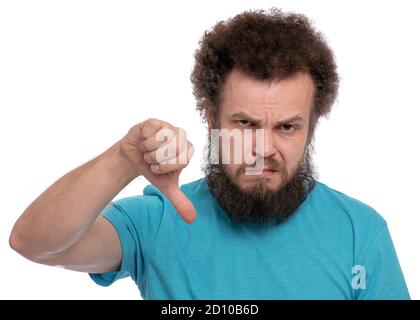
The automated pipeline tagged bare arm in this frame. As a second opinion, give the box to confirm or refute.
[9,119,196,274]
[9,141,136,273]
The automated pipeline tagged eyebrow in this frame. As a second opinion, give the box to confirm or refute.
[230,112,305,126]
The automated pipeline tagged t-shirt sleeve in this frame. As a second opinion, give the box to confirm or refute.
[89,194,164,293]
[355,223,410,300]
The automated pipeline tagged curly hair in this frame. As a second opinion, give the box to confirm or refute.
[190,8,339,126]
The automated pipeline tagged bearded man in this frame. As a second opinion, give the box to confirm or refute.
[10,8,410,300]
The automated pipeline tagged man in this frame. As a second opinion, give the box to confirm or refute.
[9,8,410,299]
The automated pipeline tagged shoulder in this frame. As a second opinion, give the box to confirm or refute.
[309,181,388,256]
[111,193,163,213]
[306,181,391,261]
[105,191,165,239]
[313,181,386,228]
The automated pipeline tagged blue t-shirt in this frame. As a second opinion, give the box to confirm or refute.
[90,178,410,300]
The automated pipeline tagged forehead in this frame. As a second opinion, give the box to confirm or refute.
[220,69,315,117]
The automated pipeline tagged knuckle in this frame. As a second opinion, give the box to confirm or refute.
[159,139,177,158]
[145,117,159,124]
[141,138,152,150]
[156,144,174,162]
[178,127,186,137]
[144,118,161,129]
[158,127,176,142]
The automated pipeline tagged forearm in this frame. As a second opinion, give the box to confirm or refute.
[10,141,138,260]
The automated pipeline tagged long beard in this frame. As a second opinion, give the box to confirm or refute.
[203,143,317,225]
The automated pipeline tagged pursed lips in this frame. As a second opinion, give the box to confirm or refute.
[243,166,279,176]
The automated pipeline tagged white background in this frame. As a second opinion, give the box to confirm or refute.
[1,0,419,299]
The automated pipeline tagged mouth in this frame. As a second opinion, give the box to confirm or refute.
[259,169,278,176]
[244,167,279,176]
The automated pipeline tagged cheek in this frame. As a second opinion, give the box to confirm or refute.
[280,141,306,170]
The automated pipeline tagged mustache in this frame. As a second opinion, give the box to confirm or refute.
[241,157,282,172]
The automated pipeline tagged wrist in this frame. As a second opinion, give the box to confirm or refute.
[101,141,140,186]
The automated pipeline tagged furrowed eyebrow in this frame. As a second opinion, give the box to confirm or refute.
[231,112,305,126]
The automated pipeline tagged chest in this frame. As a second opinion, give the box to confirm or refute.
[148,223,354,299]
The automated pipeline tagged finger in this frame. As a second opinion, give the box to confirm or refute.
[144,140,192,165]
[149,162,187,174]
[139,118,164,140]
[143,135,187,164]
[177,142,194,165]
[161,184,197,224]
[140,127,177,153]
[164,141,194,165]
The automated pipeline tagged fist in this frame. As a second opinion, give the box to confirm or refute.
[120,118,196,223]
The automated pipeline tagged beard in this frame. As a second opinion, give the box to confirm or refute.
[203,141,317,225]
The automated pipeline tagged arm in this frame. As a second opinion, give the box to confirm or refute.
[9,142,135,273]
[9,119,196,273]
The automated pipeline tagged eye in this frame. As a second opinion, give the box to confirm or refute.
[237,120,255,127]
[280,124,297,132]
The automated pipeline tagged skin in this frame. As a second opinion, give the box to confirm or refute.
[209,69,315,191]
[9,120,195,273]
[9,69,315,275]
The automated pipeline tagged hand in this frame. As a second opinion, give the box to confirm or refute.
[119,118,196,224]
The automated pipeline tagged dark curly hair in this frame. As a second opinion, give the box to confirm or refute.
[190,8,339,131]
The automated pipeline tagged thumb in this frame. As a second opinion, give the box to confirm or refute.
[161,184,197,224]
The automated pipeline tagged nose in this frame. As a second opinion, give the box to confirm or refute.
[254,128,276,159]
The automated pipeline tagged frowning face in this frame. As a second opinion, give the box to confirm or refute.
[204,69,317,223]
[210,69,315,192]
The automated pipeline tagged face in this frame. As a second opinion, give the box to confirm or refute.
[204,69,318,224]
[213,69,314,191]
